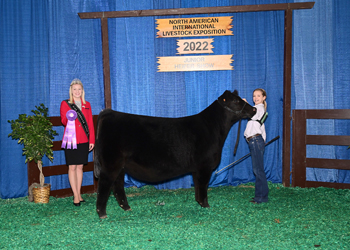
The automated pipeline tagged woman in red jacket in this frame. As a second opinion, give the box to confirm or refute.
[60,79,95,206]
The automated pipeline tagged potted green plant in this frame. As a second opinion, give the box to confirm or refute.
[8,104,58,203]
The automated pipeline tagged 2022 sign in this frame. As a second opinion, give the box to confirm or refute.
[177,38,214,54]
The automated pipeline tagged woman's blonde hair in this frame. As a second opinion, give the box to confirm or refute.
[69,78,86,104]
[254,88,267,110]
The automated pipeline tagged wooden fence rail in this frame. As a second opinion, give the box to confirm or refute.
[292,109,350,189]
[27,115,99,198]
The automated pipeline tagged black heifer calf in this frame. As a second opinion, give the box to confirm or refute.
[94,90,256,218]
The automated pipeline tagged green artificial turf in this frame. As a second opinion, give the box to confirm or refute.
[1,183,349,249]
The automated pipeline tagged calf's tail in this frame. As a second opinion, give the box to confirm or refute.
[94,114,102,179]
[94,146,101,178]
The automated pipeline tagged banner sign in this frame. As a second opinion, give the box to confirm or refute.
[156,16,233,38]
[177,39,214,54]
[157,55,233,72]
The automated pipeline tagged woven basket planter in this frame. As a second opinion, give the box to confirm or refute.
[32,184,51,203]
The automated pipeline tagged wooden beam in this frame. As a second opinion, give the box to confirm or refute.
[306,135,350,146]
[305,109,350,119]
[79,2,315,19]
[101,18,112,109]
[306,158,350,170]
[50,185,96,198]
[305,181,350,190]
[42,162,94,177]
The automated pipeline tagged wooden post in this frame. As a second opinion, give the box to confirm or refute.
[292,110,307,187]
[282,8,293,186]
[101,17,112,109]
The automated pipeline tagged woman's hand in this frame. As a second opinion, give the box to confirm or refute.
[242,98,248,103]
[89,144,95,151]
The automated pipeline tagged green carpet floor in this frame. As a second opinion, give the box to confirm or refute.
[1,183,349,249]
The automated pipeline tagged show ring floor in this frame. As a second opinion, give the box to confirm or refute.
[1,183,349,249]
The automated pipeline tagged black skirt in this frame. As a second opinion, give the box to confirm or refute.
[64,143,89,166]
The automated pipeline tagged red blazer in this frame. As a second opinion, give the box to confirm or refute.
[60,99,95,144]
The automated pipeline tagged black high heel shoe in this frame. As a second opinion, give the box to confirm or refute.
[73,202,81,206]
[80,199,86,203]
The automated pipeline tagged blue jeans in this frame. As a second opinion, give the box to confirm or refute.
[248,135,268,203]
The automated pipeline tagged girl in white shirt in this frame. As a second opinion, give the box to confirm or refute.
[243,88,268,204]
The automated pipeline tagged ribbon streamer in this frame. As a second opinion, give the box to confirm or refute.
[61,110,77,149]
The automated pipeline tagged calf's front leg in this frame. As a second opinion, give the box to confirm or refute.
[192,170,211,208]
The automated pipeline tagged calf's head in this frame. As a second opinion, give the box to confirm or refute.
[218,90,256,119]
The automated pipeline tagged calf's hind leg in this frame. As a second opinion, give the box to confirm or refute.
[96,171,115,219]
[112,169,131,211]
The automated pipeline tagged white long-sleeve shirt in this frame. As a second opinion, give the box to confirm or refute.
[244,103,266,142]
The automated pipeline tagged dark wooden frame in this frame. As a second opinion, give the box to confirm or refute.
[78,2,315,187]
[292,109,350,189]
[27,116,99,198]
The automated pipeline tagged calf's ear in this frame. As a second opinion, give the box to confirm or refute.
[233,90,239,96]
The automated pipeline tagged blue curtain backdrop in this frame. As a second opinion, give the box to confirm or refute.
[1,0,349,199]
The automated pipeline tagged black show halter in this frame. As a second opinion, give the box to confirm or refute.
[217,98,247,115]
[217,98,247,156]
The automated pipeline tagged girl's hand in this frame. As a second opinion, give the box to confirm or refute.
[89,144,95,151]
[242,98,247,103]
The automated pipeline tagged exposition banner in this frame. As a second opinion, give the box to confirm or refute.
[156,16,233,38]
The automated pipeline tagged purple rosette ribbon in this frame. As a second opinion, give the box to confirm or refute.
[61,110,77,149]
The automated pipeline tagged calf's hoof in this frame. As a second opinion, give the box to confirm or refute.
[120,204,131,211]
[199,202,210,208]
[96,209,107,219]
